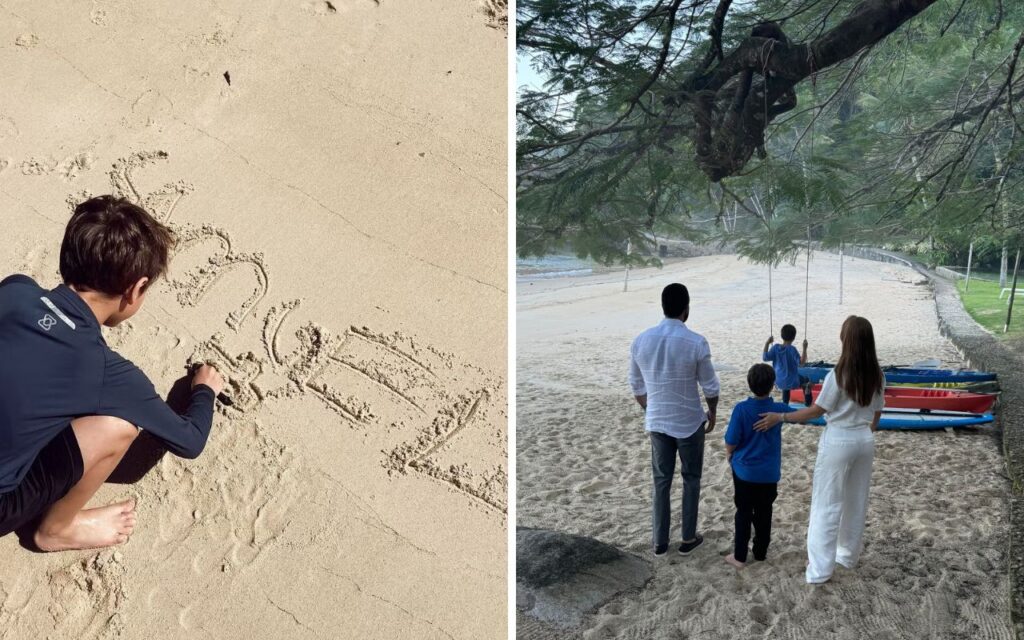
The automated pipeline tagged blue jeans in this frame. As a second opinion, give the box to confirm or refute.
[650,428,705,548]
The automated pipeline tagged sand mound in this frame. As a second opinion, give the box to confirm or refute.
[516,527,653,628]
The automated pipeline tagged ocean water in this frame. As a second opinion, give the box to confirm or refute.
[516,254,599,280]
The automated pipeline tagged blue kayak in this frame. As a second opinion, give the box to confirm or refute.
[798,362,996,385]
[789,404,994,430]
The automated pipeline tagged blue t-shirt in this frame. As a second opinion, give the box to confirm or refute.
[763,343,800,390]
[0,275,216,494]
[724,396,791,483]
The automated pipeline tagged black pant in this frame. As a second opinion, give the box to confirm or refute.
[781,375,811,406]
[732,471,778,563]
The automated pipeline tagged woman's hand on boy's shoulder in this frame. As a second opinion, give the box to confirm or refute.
[753,412,781,432]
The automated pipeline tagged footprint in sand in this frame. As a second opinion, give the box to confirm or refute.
[59,152,96,182]
[748,604,772,625]
[47,552,128,639]
[0,115,17,142]
[144,418,298,574]
[577,479,612,494]
[480,0,508,31]
[21,157,58,176]
[90,7,107,27]
[18,152,95,181]
[14,33,39,48]
[301,1,338,15]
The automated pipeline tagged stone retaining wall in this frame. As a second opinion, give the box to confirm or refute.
[927,270,1024,638]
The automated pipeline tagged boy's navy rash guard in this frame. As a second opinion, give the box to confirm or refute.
[0,275,215,494]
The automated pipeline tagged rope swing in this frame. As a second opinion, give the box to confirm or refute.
[768,250,774,337]
[762,42,775,339]
[804,224,811,340]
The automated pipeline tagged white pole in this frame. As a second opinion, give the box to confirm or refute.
[1006,248,1021,333]
[623,239,631,293]
[965,242,974,292]
[839,242,844,305]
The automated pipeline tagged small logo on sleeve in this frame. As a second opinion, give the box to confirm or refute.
[38,314,57,331]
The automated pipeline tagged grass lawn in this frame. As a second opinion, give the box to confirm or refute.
[956,278,1024,339]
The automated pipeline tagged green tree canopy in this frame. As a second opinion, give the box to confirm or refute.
[518,0,1024,268]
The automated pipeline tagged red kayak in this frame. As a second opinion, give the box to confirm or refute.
[791,384,997,414]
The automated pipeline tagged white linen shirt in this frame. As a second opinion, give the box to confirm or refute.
[629,318,720,439]
[814,370,885,430]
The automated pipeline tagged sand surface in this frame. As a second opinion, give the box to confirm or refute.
[0,2,506,638]
[517,253,1012,639]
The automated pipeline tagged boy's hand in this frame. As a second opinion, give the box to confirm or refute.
[766,336,774,344]
[192,364,225,396]
[802,339,808,349]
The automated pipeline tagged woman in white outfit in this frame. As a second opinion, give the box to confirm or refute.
[755,315,884,584]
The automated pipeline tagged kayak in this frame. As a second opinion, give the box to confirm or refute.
[799,362,996,385]
[790,384,997,414]
[788,404,994,430]
[892,380,1001,392]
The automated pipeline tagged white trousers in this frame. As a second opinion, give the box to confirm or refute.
[806,426,874,583]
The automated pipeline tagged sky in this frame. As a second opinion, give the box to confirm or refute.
[516,52,547,95]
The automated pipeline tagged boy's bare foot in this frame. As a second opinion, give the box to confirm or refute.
[725,553,746,569]
[34,500,137,552]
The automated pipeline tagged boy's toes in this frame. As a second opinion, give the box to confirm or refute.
[120,499,136,514]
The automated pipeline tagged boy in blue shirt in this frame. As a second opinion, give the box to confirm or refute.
[763,323,810,404]
[724,364,790,568]
[0,196,225,552]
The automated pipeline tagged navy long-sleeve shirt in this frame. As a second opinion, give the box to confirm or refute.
[0,274,215,493]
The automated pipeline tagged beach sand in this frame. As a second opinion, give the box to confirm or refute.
[0,2,506,638]
[517,253,1012,639]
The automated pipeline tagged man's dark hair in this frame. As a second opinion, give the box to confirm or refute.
[780,324,797,341]
[747,363,776,397]
[60,196,175,296]
[661,283,689,318]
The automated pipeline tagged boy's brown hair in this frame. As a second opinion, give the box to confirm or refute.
[747,363,776,397]
[60,196,175,296]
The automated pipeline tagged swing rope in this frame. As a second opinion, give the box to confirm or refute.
[768,256,774,337]
[763,40,775,339]
[804,225,810,339]
[802,57,818,345]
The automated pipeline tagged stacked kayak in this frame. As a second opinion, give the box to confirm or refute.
[789,404,994,430]
[896,380,1002,393]
[791,384,997,414]
[799,362,997,385]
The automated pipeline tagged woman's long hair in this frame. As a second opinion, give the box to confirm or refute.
[834,315,884,407]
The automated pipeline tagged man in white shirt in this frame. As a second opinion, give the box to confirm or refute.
[629,283,720,557]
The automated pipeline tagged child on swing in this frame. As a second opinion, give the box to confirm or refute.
[763,324,811,405]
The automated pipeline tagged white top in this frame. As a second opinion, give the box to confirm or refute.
[814,370,884,430]
[629,318,720,439]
